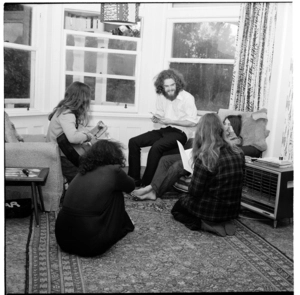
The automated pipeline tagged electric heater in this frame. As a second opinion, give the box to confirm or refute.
[241,162,293,228]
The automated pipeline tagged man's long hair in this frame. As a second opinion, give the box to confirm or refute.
[154,68,186,94]
[192,113,241,172]
[48,81,91,127]
[79,140,126,175]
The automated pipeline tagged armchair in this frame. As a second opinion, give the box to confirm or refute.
[4,113,64,212]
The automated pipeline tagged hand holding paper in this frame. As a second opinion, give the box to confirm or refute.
[177,141,193,174]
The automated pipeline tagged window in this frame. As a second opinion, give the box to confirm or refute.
[4,4,34,109]
[63,9,141,112]
[166,21,238,112]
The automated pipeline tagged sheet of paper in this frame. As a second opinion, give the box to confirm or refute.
[177,140,193,174]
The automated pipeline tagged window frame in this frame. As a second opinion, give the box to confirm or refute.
[62,29,142,113]
[164,3,240,114]
[3,4,41,112]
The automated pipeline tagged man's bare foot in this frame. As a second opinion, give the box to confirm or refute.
[132,185,153,197]
[133,189,157,201]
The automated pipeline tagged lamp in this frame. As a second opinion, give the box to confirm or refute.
[100,3,139,25]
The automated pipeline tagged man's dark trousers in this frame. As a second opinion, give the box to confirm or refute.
[128,126,187,186]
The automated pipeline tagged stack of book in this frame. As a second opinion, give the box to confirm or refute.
[254,157,293,169]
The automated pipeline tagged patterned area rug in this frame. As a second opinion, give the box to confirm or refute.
[26,197,293,293]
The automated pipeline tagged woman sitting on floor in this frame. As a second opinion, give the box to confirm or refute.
[171,113,245,236]
[131,114,244,202]
[55,139,135,257]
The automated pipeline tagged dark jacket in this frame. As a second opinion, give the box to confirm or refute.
[178,146,245,222]
[55,165,135,257]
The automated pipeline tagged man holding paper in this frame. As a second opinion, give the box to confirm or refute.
[127,68,198,187]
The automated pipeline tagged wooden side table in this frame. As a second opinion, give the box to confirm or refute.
[5,167,49,227]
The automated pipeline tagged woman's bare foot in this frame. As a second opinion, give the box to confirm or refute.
[132,185,153,197]
[133,189,157,201]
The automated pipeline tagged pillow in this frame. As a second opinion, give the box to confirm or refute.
[218,108,270,152]
[4,112,23,143]
[240,109,270,151]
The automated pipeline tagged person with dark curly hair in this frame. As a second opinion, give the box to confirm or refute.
[128,68,198,187]
[55,140,135,257]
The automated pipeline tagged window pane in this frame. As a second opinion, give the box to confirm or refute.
[66,75,135,105]
[66,50,136,76]
[66,34,137,51]
[106,79,135,104]
[170,63,233,112]
[4,48,31,98]
[4,4,32,46]
[172,22,237,59]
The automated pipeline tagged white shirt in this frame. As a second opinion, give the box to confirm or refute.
[155,90,198,139]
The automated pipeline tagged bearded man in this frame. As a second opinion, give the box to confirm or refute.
[128,68,198,187]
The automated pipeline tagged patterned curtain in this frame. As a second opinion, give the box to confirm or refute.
[280,59,293,161]
[229,3,278,112]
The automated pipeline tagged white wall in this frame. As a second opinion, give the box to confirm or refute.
[265,3,293,158]
[6,3,293,164]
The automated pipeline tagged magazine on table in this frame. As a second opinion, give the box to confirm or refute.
[177,140,193,174]
[255,157,293,168]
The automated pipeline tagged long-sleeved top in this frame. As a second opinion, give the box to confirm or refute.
[55,165,135,257]
[46,111,89,156]
[178,145,245,222]
[155,90,198,139]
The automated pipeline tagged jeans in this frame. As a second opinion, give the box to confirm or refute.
[151,154,188,198]
[128,127,187,186]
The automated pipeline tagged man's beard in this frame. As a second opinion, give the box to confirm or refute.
[163,88,180,101]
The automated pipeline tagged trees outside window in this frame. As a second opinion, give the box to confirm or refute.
[4,4,33,109]
[168,22,238,112]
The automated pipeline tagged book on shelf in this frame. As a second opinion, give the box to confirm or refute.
[254,157,293,168]
[177,141,193,174]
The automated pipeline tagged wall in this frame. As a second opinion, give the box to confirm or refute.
[5,3,293,164]
[265,3,293,158]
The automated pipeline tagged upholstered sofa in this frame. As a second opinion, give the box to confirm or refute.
[4,113,64,212]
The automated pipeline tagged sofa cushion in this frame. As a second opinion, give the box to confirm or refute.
[218,108,270,152]
[4,111,23,142]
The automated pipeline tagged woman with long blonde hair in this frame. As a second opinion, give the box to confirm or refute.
[171,113,245,236]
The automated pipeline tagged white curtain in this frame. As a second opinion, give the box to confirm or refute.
[229,3,278,112]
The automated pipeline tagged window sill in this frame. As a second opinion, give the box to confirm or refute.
[90,111,151,119]
[5,109,50,117]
